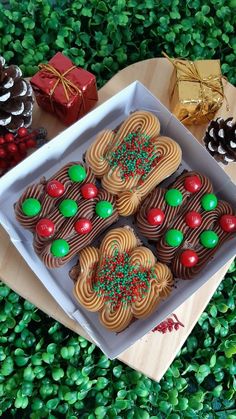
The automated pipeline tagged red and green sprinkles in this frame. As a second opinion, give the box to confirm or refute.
[108,132,158,181]
[93,250,155,309]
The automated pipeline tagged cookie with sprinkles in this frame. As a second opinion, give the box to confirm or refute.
[86,110,182,216]
[70,227,174,333]
[14,161,119,268]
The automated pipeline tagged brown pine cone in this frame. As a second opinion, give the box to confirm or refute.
[203,117,236,164]
[0,55,34,134]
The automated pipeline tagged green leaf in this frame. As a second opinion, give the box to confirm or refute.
[97,1,108,12]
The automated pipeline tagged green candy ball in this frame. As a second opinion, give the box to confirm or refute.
[165,189,183,207]
[201,193,218,211]
[200,230,219,248]
[165,229,184,247]
[22,198,41,217]
[95,201,113,218]
[68,165,86,182]
[51,239,70,257]
[59,199,78,217]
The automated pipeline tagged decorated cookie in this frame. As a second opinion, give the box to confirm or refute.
[70,227,174,332]
[136,171,236,279]
[86,111,182,216]
[14,162,119,268]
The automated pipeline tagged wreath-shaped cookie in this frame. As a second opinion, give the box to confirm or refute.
[70,227,174,332]
[86,111,182,216]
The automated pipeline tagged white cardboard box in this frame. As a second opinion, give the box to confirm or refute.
[0,81,235,358]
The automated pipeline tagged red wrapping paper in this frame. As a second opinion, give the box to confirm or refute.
[30,53,98,126]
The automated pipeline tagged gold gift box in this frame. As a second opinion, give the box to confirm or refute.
[168,57,224,125]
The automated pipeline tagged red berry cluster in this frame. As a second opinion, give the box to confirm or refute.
[0,127,47,175]
[152,313,184,334]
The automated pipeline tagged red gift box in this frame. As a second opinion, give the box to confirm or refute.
[30,52,98,126]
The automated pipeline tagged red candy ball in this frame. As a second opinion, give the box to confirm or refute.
[219,215,236,233]
[26,139,36,149]
[0,148,6,159]
[81,183,98,199]
[4,133,15,143]
[185,211,202,228]
[147,208,165,226]
[36,218,55,237]
[180,250,199,267]
[184,175,202,193]
[46,180,65,198]
[18,127,28,137]
[7,143,18,153]
[74,219,92,234]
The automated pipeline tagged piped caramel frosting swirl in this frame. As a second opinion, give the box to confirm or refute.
[14,161,119,268]
[86,111,182,216]
[136,170,236,279]
[71,227,174,333]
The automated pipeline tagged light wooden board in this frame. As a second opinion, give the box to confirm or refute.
[0,58,235,381]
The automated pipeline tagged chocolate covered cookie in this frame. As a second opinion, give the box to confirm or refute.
[15,162,119,268]
[136,171,236,279]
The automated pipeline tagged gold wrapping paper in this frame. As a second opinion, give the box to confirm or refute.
[167,55,224,125]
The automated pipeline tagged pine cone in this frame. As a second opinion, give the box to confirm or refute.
[203,117,236,164]
[0,55,34,134]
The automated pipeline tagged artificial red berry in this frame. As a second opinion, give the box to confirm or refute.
[185,211,202,228]
[147,208,165,226]
[18,127,28,137]
[184,175,202,193]
[81,183,98,199]
[26,139,37,148]
[0,137,5,145]
[0,160,7,170]
[36,218,55,237]
[4,133,15,143]
[19,142,27,153]
[7,143,18,153]
[180,250,199,267]
[219,215,236,233]
[46,180,65,198]
[74,218,92,234]
[13,153,24,163]
[0,148,6,159]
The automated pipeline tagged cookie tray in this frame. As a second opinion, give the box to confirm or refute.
[0,81,235,358]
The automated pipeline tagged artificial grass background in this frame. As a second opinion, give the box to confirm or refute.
[0,0,236,417]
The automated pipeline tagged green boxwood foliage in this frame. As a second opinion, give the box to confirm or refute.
[0,260,235,418]
[0,0,235,86]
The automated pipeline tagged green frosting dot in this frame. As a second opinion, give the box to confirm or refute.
[51,239,70,257]
[201,193,218,211]
[165,189,183,207]
[200,230,219,248]
[68,165,86,182]
[22,198,41,217]
[96,201,113,218]
[165,229,184,247]
[59,199,78,217]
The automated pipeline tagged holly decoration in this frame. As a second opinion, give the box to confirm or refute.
[0,126,47,176]
[152,313,184,334]
[203,117,236,164]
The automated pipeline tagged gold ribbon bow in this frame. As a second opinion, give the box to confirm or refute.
[162,52,229,123]
[39,63,84,105]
